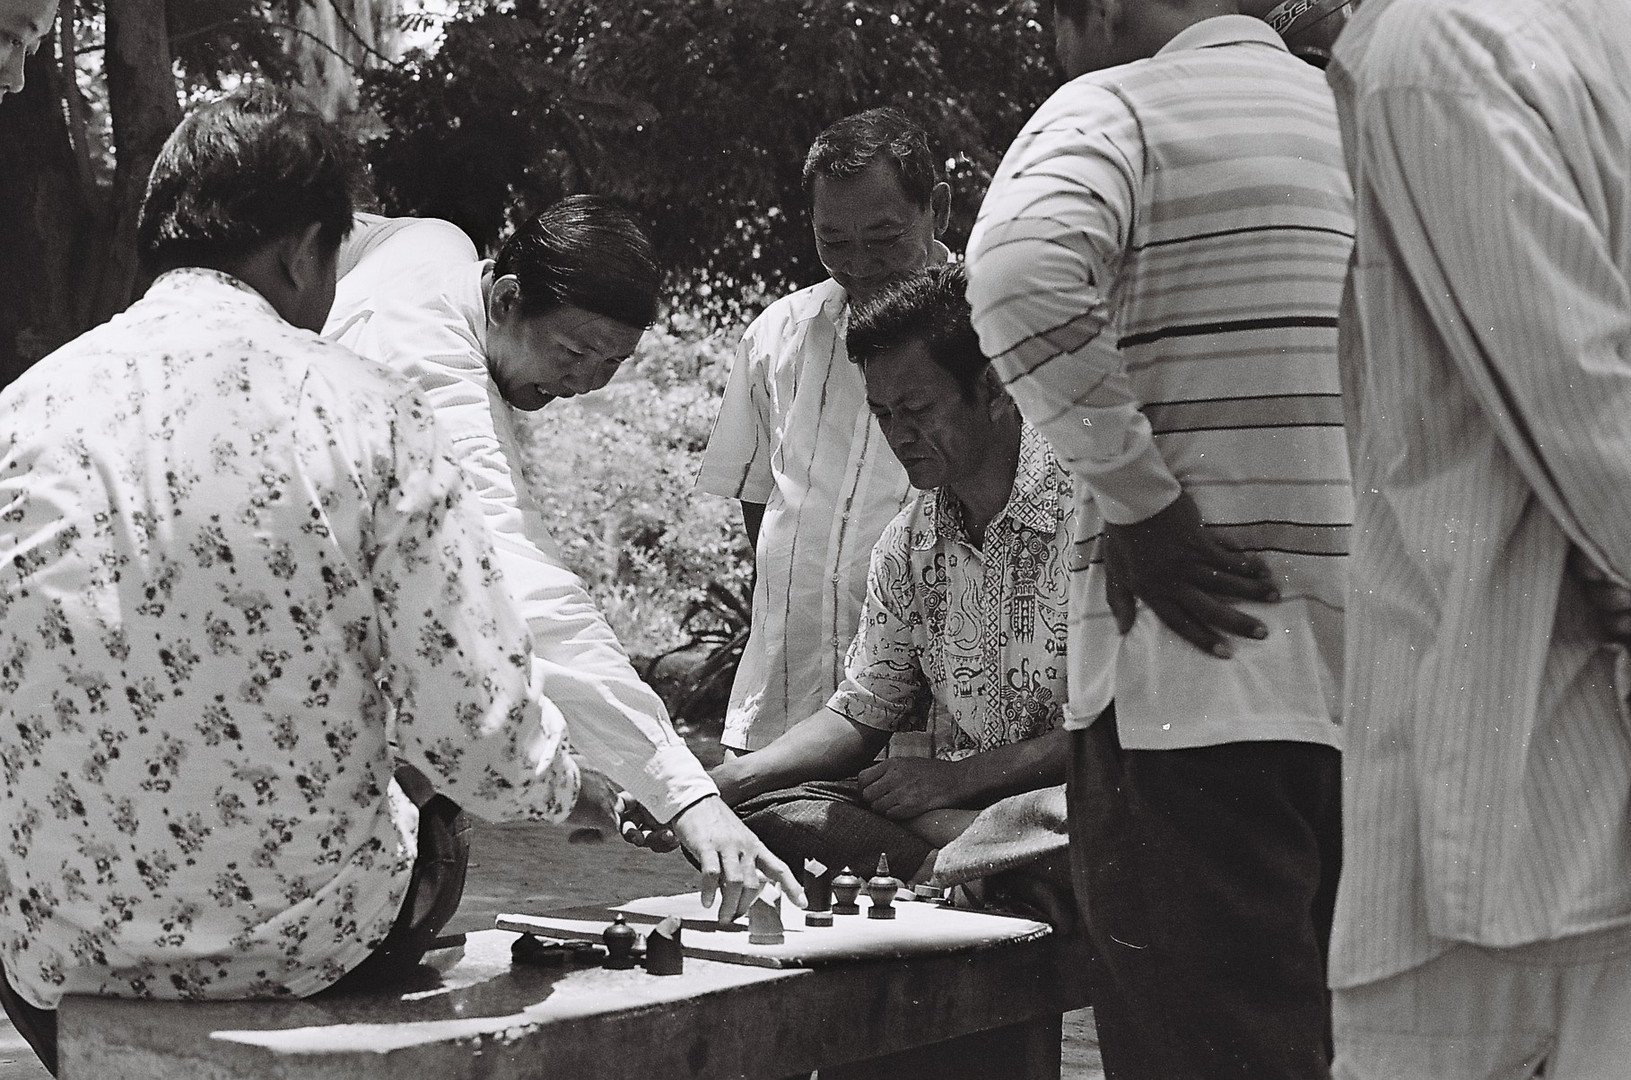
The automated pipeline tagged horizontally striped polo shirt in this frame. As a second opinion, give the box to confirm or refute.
[966,15,1354,751]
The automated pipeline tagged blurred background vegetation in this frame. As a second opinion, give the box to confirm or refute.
[0,0,1061,722]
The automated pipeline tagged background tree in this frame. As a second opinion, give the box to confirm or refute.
[364,0,1057,323]
[0,0,401,386]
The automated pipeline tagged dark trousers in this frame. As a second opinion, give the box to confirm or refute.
[0,765,471,1077]
[1068,715,1341,1080]
[733,778,936,881]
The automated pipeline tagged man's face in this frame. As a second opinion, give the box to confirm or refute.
[812,161,941,307]
[486,295,645,412]
[864,339,993,492]
[0,0,55,102]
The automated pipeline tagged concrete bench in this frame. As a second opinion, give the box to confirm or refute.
[57,925,1091,1079]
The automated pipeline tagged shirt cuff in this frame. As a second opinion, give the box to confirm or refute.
[621,743,720,825]
[825,686,905,734]
[694,460,773,503]
[1085,442,1183,526]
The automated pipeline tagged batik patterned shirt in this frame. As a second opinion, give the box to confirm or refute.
[826,425,1072,758]
[0,269,575,1010]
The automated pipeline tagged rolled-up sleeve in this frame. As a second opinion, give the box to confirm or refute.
[966,86,1182,526]
[696,320,777,502]
[824,518,929,731]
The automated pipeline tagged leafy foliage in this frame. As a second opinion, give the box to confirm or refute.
[364,0,1058,323]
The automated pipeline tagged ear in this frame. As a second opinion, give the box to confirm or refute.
[930,181,952,235]
[487,274,523,326]
[980,367,1014,420]
[278,221,330,293]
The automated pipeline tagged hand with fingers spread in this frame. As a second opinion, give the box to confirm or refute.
[667,794,807,925]
[857,757,968,821]
[1569,545,1631,646]
[1102,489,1279,658]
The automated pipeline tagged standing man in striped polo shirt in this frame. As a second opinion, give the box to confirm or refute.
[698,108,950,755]
[1328,1,1631,1075]
[966,4,1354,1078]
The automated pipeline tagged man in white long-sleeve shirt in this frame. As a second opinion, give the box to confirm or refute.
[326,199,801,918]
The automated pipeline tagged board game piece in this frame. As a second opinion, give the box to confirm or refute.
[831,866,863,915]
[802,857,834,927]
[602,912,639,969]
[912,883,952,905]
[511,935,603,967]
[866,854,903,920]
[748,889,786,945]
[644,915,684,975]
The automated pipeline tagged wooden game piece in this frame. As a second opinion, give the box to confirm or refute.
[510,935,603,967]
[748,888,785,945]
[830,866,863,915]
[644,915,684,975]
[602,912,639,969]
[802,857,834,927]
[866,854,902,920]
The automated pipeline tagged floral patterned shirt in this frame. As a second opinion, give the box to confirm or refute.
[827,424,1073,758]
[0,269,577,1009]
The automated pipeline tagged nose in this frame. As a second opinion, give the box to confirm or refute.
[566,358,616,395]
[0,52,24,98]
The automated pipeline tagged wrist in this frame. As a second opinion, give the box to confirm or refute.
[710,759,754,806]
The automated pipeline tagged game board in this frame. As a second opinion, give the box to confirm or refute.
[496,891,1052,969]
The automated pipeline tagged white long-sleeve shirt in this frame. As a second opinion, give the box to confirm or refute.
[325,217,716,822]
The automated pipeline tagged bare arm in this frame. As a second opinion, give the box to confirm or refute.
[710,706,891,807]
[857,729,1070,820]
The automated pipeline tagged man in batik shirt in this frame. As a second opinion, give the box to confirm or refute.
[709,266,1088,897]
[0,87,579,1075]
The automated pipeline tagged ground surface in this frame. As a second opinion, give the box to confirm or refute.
[1,808,1102,1079]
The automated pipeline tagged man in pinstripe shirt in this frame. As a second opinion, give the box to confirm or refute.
[966,3,1354,1077]
[698,108,949,754]
[1329,1,1631,1075]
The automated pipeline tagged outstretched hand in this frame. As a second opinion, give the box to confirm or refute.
[619,793,806,925]
[1102,490,1278,658]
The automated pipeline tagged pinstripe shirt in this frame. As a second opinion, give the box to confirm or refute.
[698,278,916,750]
[1328,0,1631,987]
[966,16,1352,752]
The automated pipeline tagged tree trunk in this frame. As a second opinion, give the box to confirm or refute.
[95,0,182,325]
[289,0,403,119]
[0,16,100,388]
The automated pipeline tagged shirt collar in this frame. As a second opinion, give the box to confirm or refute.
[465,260,492,355]
[148,267,284,322]
[1158,14,1290,57]
[916,423,1067,550]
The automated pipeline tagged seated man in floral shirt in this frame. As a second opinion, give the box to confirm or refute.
[0,87,585,1076]
[703,265,1099,908]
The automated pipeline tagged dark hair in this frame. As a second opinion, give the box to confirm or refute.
[847,264,987,399]
[137,84,359,274]
[801,107,937,209]
[492,195,661,329]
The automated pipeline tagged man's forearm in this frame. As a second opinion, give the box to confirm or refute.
[949,729,1071,809]
[711,707,890,806]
